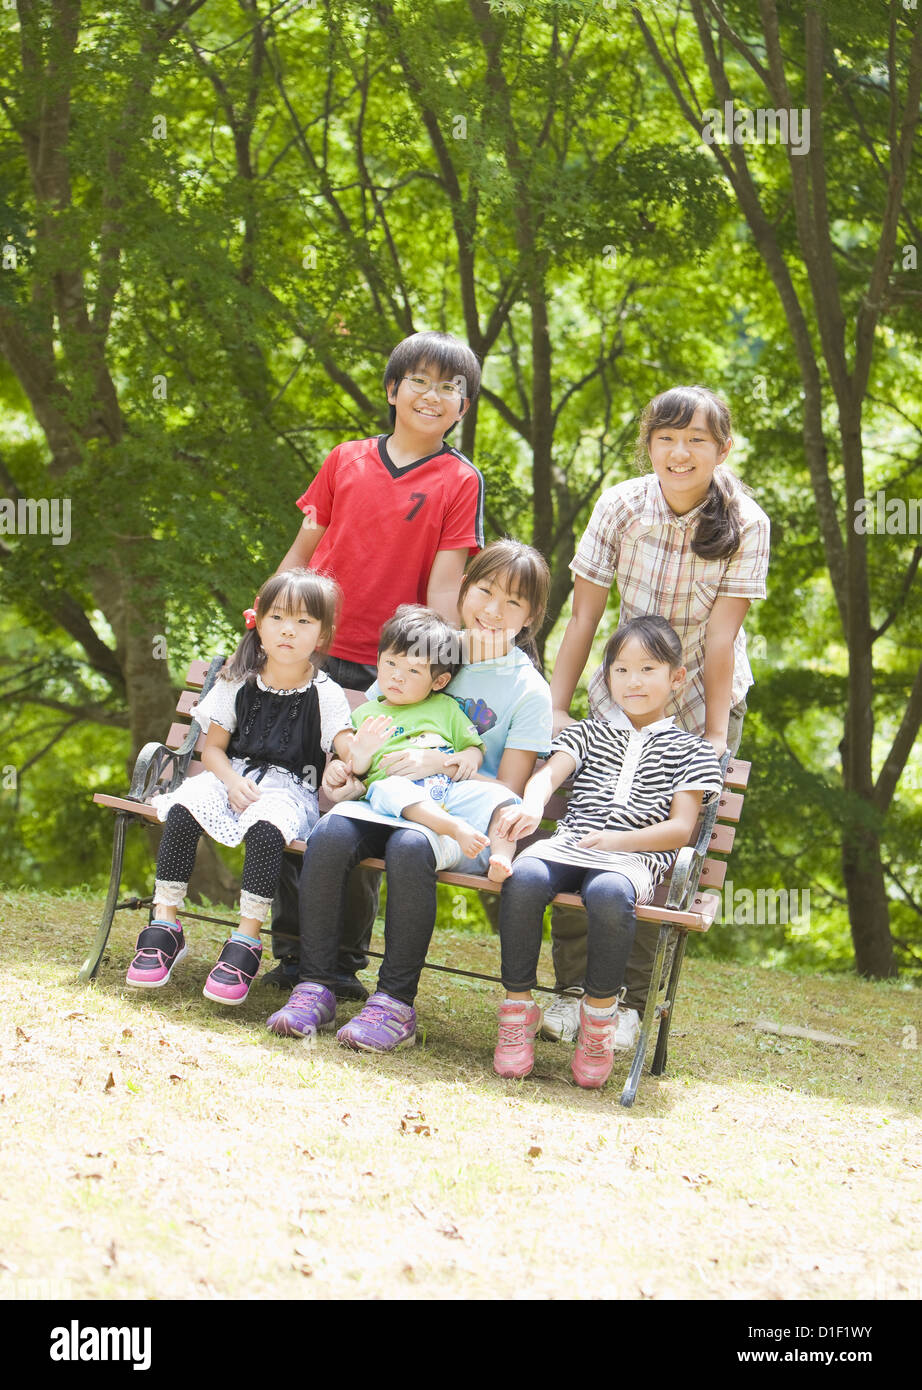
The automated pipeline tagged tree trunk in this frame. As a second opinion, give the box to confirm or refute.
[841,823,896,978]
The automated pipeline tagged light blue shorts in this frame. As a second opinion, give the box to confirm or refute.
[366,775,518,837]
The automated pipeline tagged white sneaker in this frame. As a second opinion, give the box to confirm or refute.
[612,1005,641,1052]
[539,988,583,1043]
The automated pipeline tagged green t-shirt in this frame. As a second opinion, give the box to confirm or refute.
[351,693,484,786]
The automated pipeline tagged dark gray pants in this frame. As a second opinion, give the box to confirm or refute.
[299,814,437,1006]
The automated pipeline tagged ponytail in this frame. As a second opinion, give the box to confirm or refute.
[222,627,266,685]
[692,466,745,561]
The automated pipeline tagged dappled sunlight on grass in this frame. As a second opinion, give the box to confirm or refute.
[1,890,920,1300]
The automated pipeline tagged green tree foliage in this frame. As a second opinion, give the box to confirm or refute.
[0,0,920,977]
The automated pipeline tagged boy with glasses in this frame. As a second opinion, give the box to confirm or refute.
[268,331,485,994]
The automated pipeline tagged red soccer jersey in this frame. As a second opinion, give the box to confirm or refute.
[297,435,485,665]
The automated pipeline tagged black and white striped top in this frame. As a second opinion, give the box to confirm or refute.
[517,715,723,899]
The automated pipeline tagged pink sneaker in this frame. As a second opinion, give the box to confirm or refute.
[493,1000,541,1079]
[571,1002,618,1089]
[126,920,187,988]
[202,936,262,1005]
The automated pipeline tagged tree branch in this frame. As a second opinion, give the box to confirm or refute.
[874,652,922,813]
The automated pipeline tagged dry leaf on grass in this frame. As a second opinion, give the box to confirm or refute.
[681,1172,712,1189]
[400,1111,432,1135]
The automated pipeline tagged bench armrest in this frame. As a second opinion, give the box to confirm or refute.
[126,654,226,803]
[666,750,731,912]
[127,726,202,801]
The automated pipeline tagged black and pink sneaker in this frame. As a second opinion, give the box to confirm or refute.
[126,920,188,988]
[202,937,262,1005]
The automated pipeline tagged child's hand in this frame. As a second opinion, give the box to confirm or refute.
[228,775,261,812]
[443,746,481,782]
[494,805,541,841]
[578,830,622,852]
[378,746,446,779]
[322,759,351,792]
[322,760,366,803]
[351,714,395,759]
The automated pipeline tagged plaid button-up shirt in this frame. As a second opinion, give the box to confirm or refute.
[573,473,770,735]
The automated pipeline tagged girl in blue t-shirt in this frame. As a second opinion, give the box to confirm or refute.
[266,540,554,1050]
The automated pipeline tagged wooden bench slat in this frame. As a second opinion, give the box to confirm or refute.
[167,721,206,753]
[94,794,160,818]
[715,789,744,822]
[176,690,201,716]
[697,857,726,887]
[709,822,735,853]
[353,857,720,930]
[92,791,725,933]
[724,758,750,789]
[186,660,211,687]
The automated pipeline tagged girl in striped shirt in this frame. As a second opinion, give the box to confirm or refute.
[492,616,722,1090]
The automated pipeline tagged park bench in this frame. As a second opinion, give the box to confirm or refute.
[85,655,750,1108]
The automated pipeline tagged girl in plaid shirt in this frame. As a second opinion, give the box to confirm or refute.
[551,385,769,753]
[544,384,770,1050]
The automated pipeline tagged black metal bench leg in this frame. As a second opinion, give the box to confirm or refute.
[78,811,129,984]
[651,930,688,1077]
[620,922,670,1108]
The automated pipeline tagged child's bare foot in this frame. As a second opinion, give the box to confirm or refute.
[455,822,490,859]
[487,853,514,883]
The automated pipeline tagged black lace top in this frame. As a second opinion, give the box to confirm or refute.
[227,679,324,785]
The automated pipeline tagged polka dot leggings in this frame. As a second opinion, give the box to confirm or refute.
[155,804,286,909]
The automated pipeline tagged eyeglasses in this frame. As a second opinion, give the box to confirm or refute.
[402,373,466,400]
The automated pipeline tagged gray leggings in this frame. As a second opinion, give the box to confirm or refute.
[500,858,637,998]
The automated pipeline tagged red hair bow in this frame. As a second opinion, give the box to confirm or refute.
[243,595,260,629]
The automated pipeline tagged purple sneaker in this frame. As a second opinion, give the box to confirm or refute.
[266,981,337,1039]
[126,920,187,988]
[203,937,262,1005]
[336,992,416,1053]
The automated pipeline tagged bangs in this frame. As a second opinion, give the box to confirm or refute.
[262,576,315,617]
[604,616,684,675]
[257,568,340,644]
[643,385,731,447]
[493,558,543,610]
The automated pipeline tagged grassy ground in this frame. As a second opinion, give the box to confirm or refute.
[1,887,920,1302]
